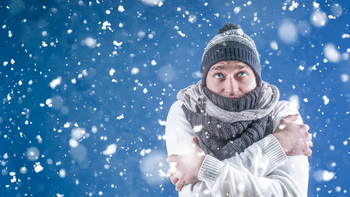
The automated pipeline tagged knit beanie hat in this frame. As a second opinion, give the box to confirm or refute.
[201,23,262,87]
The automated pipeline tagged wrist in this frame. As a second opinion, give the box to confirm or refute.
[272,133,290,154]
[257,134,287,169]
[198,155,225,189]
[195,154,206,181]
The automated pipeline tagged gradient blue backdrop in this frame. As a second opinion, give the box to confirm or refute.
[1,0,349,196]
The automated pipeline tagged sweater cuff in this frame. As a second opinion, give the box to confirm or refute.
[256,134,287,170]
[198,155,225,189]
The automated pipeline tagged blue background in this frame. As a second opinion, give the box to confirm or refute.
[1,0,349,196]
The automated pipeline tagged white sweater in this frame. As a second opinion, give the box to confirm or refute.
[165,100,309,197]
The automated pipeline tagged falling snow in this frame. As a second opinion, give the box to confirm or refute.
[310,9,328,28]
[1,1,349,197]
[131,67,140,75]
[324,43,341,63]
[278,20,297,44]
[102,144,117,155]
[83,37,97,48]
[193,125,203,132]
[49,76,62,89]
[34,163,44,173]
[323,95,330,105]
[118,5,125,12]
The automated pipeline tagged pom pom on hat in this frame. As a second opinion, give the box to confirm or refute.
[217,23,241,34]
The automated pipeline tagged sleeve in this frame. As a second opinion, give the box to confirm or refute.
[165,101,301,196]
[197,100,309,197]
[198,154,308,197]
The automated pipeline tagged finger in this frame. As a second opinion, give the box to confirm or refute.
[300,125,310,138]
[192,137,199,145]
[167,168,175,177]
[167,154,180,163]
[282,114,299,123]
[305,148,312,157]
[308,133,312,141]
[175,179,185,192]
[301,124,310,131]
[191,137,200,149]
[170,176,179,185]
[167,168,171,177]
[170,173,179,185]
[308,140,313,148]
[302,141,312,157]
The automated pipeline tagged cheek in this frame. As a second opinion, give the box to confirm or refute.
[206,78,222,93]
[242,77,257,92]
[206,80,216,90]
[247,84,256,92]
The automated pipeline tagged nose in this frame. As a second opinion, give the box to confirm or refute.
[224,76,238,95]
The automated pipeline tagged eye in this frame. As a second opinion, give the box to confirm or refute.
[215,73,224,79]
[237,72,247,77]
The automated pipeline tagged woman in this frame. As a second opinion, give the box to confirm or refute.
[165,23,312,197]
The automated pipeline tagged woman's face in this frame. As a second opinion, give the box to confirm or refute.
[205,60,257,98]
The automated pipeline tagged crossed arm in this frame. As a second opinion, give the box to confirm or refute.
[165,101,312,196]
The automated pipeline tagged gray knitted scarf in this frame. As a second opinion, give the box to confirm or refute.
[177,80,280,160]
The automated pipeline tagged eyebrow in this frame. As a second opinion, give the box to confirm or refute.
[211,64,248,70]
[211,65,226,70]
